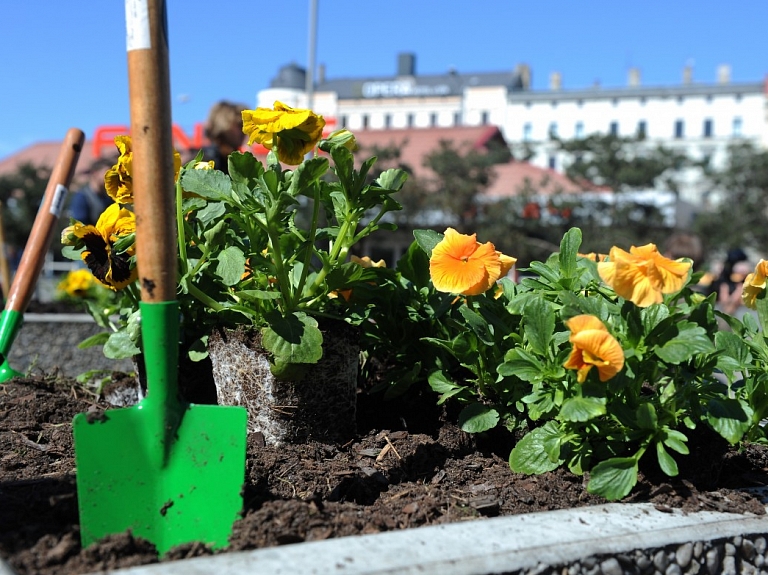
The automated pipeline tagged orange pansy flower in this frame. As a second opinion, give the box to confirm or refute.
[742,259,768,309]
[597,243,691,307]
[429,228,516,296]
[563,315,625,383]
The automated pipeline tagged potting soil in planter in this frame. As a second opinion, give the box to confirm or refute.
[2,375,768,575]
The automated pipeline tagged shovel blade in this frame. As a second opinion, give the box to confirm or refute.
[73,402,247,555]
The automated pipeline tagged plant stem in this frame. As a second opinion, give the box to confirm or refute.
[293,180,321,308]
[187,282,225,312]
[175,176,188,275]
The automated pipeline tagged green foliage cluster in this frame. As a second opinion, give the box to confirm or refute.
[361,228,768,500]
[75,137,408,377]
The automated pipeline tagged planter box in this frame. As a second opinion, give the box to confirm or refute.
[20,502,763,575]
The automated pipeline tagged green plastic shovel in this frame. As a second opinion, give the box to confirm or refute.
[0,127,84,382]
[73,0,247,555]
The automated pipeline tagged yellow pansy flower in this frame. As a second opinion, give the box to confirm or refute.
[68,203,137,290]
[241,101,326,165]
[597,243,691,307]
[742,259,768,309]
[563,315,625,383]
[57,269,96,298]
[104,135,182,204]
[429,228,516,296]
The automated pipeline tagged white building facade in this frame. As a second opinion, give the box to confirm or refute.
[257,54,768,205]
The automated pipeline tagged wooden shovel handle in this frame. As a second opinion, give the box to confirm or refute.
[126,0,176,303]
[5,128,84,313]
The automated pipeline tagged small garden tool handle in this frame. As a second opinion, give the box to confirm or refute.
[5,128,85,313]
[127,0,176,304]
[126,0,181,434]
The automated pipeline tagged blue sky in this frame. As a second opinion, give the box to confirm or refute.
[1,1,766,160]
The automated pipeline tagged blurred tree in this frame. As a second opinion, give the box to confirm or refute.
[693,141,768,253]
[419,138,510,232]
[555,133,689,193]
[0,162,52,265]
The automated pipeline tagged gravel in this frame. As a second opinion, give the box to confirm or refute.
[7,314,132,378]
[513,536,768,575]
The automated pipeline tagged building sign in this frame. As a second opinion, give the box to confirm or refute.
[361,79,452,99]
[91,117,337,158]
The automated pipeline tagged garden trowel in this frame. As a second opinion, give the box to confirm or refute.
[0,127,84,382]
[73,0,247,555]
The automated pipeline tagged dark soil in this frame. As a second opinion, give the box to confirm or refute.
[1,373,768,575]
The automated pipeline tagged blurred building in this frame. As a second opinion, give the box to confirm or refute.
[260,54,767,206]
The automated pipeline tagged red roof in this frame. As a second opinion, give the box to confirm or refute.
[0,126,608,196]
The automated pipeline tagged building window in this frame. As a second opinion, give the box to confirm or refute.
[548,122,558,138]
[677,96,684,105]
[735,93,742,103]
[577,99,583,108]
[551,101,558,108]
[733,117,743,136]
[674,119,684,139]
[612,98,619,107]
[640,96,646,105]
[637,120,647,138]
[340,115,347,128]
[481,111,490,125]
[454,112,462,126]
[362,115,369,129]
[384,114,392,129]
[523,123,532,141]
[548,155,557,170]
[609,121,618,136]
[703,118,713,138]
[706,95,713,104]
[575,121,584,139]
[430,112,438,127]
[525,101,532,108]
[406,113,414,128]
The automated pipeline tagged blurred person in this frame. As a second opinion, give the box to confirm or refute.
[68,158,114,226]
[199,100,248,174]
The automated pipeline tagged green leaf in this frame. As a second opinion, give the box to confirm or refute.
[559,396,606,422]
[654,322,715,364]
[397,240,431,288]
[509,422,563,474]
[413,229,443,258]
[77,332,110,350]
[635,402,658,430]
[663,429,690,455]
[195,200,227,225]
[187,336,209,362]
[103,330,141,359]
[498,348,545,382]
[458,403,500,433]
[376,168,409,192]
[523,297,555,356]
[715,331,751,375]
[586,457,638,500]
[656,442,679,476]
[427,370,468,404]
[262,312,323,366]
[215,246,246,286]
[180,168,233,201]
[459,305,494,346]
[289,156,329,197]
[558,227,582,278]
[705,398,753,444]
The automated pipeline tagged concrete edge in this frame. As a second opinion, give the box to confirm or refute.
[99,502,768,575]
